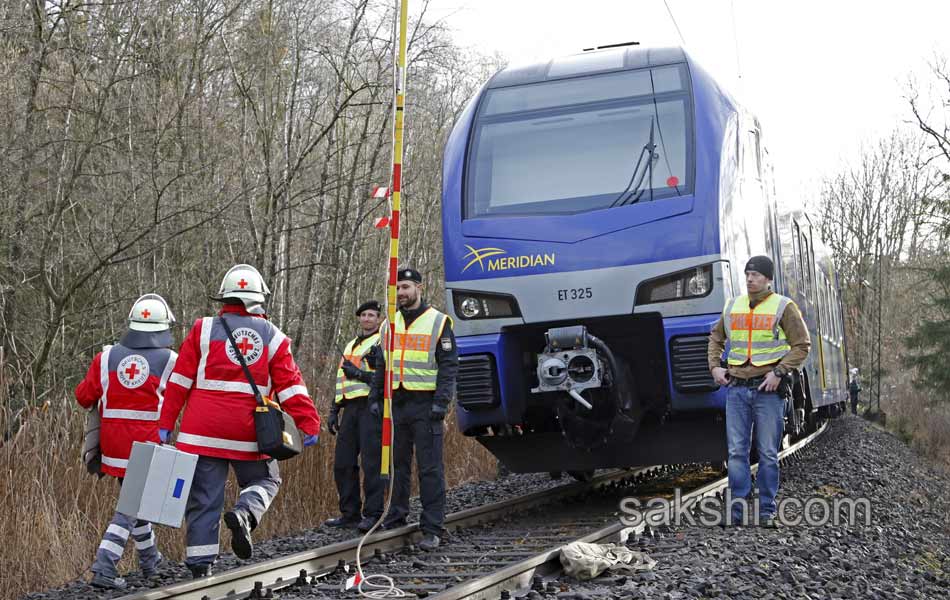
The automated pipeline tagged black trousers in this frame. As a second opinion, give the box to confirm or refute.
[384,398,445,536]
[850,392,859,414]
[333,399,384,521]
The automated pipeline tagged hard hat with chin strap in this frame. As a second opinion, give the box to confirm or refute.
[214,264,271,313]
[128,294,176,332]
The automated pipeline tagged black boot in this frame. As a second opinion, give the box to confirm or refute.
[91,573,127,589]
[324,515,360,528]
[189,564,212,579]
[224,510,254,559]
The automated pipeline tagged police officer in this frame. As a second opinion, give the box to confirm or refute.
[707,256,811,528]
[160,264,320,577]
[325,300,385,532]
[75,294,178,589]
[371,267,458,551]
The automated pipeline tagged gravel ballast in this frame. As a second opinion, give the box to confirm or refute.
[542,415,950,599]
[22,415,950,599]
[21,468,564,600]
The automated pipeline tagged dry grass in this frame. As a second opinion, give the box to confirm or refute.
[0,389,496,600]
[880,374,950,471]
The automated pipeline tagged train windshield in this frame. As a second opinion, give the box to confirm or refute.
[466,64,692,217]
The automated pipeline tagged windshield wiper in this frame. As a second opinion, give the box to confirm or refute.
[610,118,657,208]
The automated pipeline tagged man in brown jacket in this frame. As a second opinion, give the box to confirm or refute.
[707,255,810,527]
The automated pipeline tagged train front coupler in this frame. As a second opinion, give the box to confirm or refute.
[531,325,626,448]
[531,325,606,409]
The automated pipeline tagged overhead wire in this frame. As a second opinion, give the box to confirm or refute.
[663,0,687,47]
[731,0,742,81]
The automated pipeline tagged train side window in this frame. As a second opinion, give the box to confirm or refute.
[752,129,762,179]
[793,221,802,276]
[821,274,833,338]
[833,289,843,341]
[822,277,831,336]
[805,236,816,301]
[796,226,811,300]
[743,129,762,181]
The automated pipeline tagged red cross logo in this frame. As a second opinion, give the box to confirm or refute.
[141,309,151,319]
[124,362,140,379]
[237,337,253,355]
[237,278,248,289]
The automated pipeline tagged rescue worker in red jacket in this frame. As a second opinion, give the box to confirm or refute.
[159,264,320,578]
[75,294,178,590]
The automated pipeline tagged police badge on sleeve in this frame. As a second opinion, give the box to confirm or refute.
[441,337,453,351]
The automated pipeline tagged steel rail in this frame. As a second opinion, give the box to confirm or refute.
[430,421,829,600]
[115,467,657,600]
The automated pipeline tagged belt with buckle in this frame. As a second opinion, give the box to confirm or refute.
[731,375,766,387]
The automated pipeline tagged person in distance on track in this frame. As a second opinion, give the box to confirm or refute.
[849,368,861,415]
[707,255,810,528]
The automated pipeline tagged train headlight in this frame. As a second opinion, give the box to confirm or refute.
[459,297,482,318]
[687,267,710,296]
[452,290,521,320]
[635,264,713,305]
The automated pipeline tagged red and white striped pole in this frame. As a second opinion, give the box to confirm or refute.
[380,0,409,480]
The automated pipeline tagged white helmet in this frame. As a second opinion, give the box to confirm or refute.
[128,294,176,332]
[215,264,271,312]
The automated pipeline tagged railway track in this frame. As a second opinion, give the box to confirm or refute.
[117,422,826,600]
[115,467,660,600]
[425,421,827,600]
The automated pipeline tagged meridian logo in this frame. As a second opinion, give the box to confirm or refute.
[461,245,556,273]
[462,245,507,273]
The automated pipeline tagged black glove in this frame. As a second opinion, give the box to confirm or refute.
[430,405,447,421]
[341,360,363,380]
[369,401,382,419]
[327,409,339,435]
[369,345,385,369]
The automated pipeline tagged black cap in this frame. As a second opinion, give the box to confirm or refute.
[744,255,774,280]
[355,300,382,316]
[397,268,422,283]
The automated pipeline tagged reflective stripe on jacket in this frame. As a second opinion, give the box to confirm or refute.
[334,333,380,403]
[723,293,793,367]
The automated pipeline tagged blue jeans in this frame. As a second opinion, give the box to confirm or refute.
[726,384,785,522]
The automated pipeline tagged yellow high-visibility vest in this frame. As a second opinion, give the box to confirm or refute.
[723,293,793,367]
[334,332,380,403]
[384,307,450,391]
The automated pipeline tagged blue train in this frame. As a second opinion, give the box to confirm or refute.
[440,46,848,475]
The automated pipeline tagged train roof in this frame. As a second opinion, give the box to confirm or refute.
[487,46,688,89]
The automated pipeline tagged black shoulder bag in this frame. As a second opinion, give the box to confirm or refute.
[220,315,302,460]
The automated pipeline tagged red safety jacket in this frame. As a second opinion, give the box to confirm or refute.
[75,344,178,478]
[159,305,319,461]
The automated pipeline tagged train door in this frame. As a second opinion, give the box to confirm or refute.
[794,218,824,404]
[760,145,783,292]
[816,269,832,391]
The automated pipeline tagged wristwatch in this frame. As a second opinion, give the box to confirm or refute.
[772,367,784,378]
